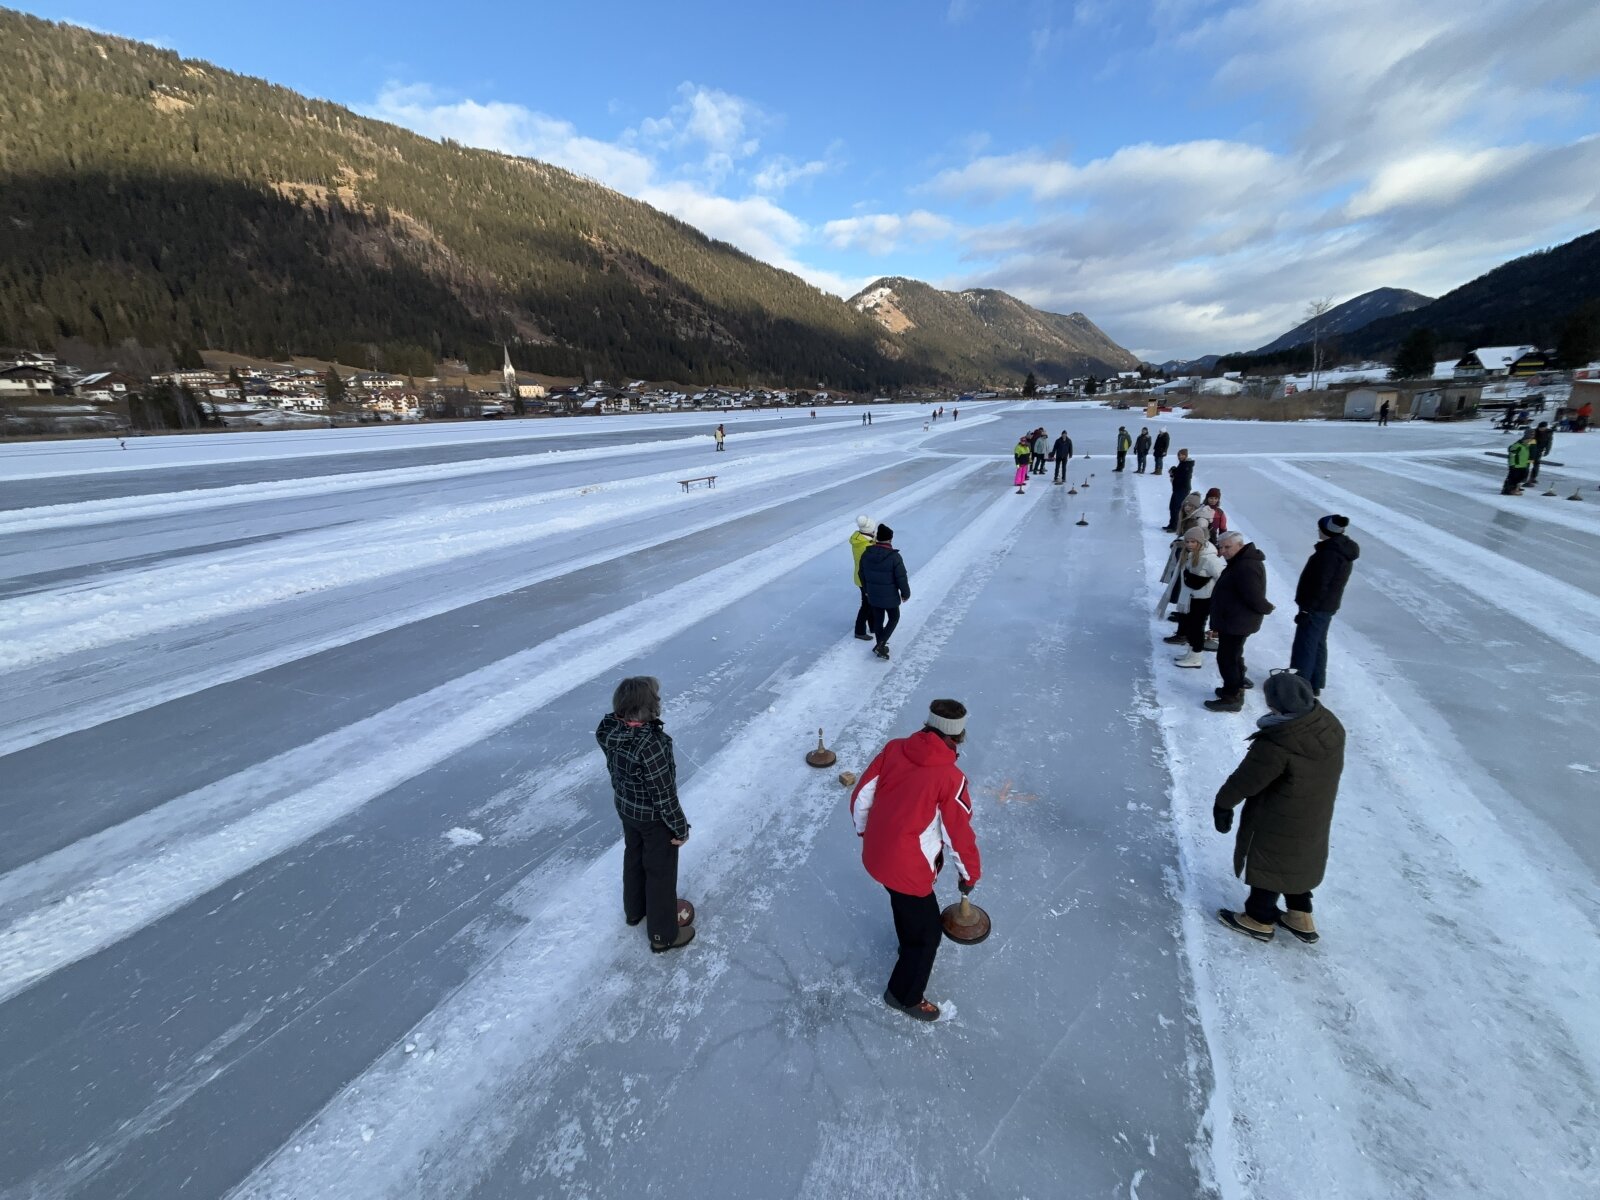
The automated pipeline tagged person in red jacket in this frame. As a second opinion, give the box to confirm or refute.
[850,699,982,1022]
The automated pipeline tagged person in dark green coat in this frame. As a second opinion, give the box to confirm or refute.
[1212,671,1345,944]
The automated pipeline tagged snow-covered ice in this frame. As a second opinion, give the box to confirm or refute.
[0,403,1596,1199]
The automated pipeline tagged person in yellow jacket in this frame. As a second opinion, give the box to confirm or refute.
[1501,432,1534,495]
[851,514,876,640]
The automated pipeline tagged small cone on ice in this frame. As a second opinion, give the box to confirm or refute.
[941,894,992,945]
[838,770,857,787]
[806,728,837,768]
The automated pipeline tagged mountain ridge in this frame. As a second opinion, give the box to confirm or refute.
[1247,287,1433,356]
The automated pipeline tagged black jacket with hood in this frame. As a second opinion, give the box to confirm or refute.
[1210,543,1275,635]
[859,541,911,609]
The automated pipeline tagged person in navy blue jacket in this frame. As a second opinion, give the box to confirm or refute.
[858,523,910,660]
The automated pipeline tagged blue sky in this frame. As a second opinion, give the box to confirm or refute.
[24,0,1600,359]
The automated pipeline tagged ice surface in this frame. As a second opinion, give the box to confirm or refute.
[0,402,1596,1199]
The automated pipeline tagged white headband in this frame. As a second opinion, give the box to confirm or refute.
[926,708,967,737]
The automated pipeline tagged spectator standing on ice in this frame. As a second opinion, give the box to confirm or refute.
[1165,449,1195,531]
[1378,399,1390,427]
[1134,427,1152,472]
[1052,430,1074,483]
[1575,400,1591,432]
[1170,527,1223,668]
[850,514,877,642]
[1032,431,1050,475]
[952,407,959,420]
[859,523,910,660]
[1501,431,1534,495]
[714,424,725,451]
[850,699,982,1022]
[1205,531,1274,712]
[1115,426,1132,471]
[1204,487,1228,542]
[596,677,695,953]
[1529,421,1553,486]
[1290,515,1359,697]
[1152,429,1170,474]
[1157,493,1204,617]
[1213,672,1345,944]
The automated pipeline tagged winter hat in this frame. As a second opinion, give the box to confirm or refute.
[1263,671,1316,717]
[925,698,967,738]
[876,523,894,542]
[1182,526,1209,545]
[856,514,876,533]
[1318,514,1349,536]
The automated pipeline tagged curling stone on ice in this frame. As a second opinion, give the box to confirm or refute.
[1067,485,1078,495]
[1076,512,1089,526]
[806,728,837,768]
[942,892,991,945]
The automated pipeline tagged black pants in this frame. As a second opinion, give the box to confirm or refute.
[1116,450,1127,470]
[621,816,680,947]
[1377,411,1389,426]
[1178,597,1211,651]
[867,604,901,647]
[886,887,942,1006]
[1245,886,1312,925]
[1501,465,1528,494]
[1031,452,1046,474]
[1053,456,1070,482]
[1216,632,1249,696]
[1136,451,1148,472]
[1167,489,1184,529]
[854,588,871,638]
[1528,453,1543,484]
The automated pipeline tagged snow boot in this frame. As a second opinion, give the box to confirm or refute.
[650,925,696,953]
[1277,910,1320,944]
[1217,909,1275,942]
[883,989,940,1022]
[1162,632,1188,645]
[854,632,873,641]
[1204,692,1244,713]
[873,642,891,660]
[1203,637,1219,652]
[1174,650,1204,668]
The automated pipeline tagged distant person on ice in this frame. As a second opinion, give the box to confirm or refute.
[850,514,877,642]
[1290,515,1359,698]
[596,677,695,953]
[1115,426,1132,471]
[1165,449,1195,531]
[1134,427,1152,472]
[1528,421,1553,486]
[1031,431,1049,475]
[1205,531,1274,713]
[1501,431,1534,495]
[1152,429,1170,474]
[1214,671,1345,945]
[714,424,725,451]
[850,699,982,1022]
[859,523,910,660]
[1378,398,1390,426]
[1052,429,1074,483]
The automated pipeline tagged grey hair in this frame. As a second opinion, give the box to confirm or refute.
[1218,530,1245,546]
[612,676,661,721]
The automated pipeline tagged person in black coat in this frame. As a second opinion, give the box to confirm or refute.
[858,523,910,660]
[1165,449,1194,531]
[1134,427,1152,472]
[1051,430,1074,483]
[1290,515,1359,695]
[1205,532,1274,711]
[1152,429,1170,474]
[1528,421,1553,485]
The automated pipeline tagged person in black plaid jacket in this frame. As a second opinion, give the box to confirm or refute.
[596,676,695,952]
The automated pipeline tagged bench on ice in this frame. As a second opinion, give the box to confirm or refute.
[679,475,717,492]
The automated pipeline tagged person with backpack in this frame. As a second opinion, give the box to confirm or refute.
[1051,430,1074,483]
[850,699,981,1021]
[1134,427,1152,472]
[859,523,911,659]
[1115,426,1132,471]
[850,514,877,642]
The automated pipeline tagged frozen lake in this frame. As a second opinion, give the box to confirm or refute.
[1,402,1596,1199]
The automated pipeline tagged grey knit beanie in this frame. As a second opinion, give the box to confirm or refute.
[1263,671,1316,716]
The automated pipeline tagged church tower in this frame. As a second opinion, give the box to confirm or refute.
[501,345,515,399]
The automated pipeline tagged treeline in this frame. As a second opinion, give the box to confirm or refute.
[0,10,929,388]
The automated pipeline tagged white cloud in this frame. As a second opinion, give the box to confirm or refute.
[822,211,956,255]
[752,155,837,194]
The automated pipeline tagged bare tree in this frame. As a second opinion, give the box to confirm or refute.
[1305,297,1334,391]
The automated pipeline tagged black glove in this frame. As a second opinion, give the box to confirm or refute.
[958,877,974,895]
[1213,806,1233,834]
[1294,610,1306,625]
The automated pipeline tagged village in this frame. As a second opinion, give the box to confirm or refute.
[1,342,1597,439]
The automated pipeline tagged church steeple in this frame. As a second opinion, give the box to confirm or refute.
[501,345,515,399]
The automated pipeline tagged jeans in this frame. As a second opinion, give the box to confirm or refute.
[868,604,901,647]
[1178,597,1212,652]
[1289,609,1334,692]
[1136,452,1148,472]
[886,887,942,1006]
[854,588,871,638]
[1216,632,1249,696]
[621,816,680,947]
[1153,454,1165,474]
[1245,886,1312,925]
[1053,456,1070,482]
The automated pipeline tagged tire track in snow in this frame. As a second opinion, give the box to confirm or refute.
[0,459,986,1006]
[226,468,1048,1200]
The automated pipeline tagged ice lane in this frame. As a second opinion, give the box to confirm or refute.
[1,444,1117,1198]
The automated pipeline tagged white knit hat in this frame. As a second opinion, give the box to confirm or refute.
[925,701,967,737]
[856,514,876,533]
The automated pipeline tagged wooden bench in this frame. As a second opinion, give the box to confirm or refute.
[679,475,717,492]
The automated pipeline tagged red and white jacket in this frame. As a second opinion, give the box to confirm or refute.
[850,731,981,896]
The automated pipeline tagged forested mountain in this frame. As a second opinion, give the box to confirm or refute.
[1248,288,1433,356]
[1341,229,1600,361]
[0,11,920,386]
[850,278,1137,382]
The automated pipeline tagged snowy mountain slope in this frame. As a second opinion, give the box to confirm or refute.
[0,407,1596,1199]
[1247,288,1434,356]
